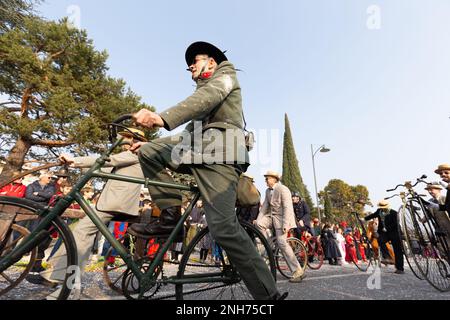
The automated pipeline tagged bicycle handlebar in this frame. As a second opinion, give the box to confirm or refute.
[112,114,133,124]
[108,114,135,143]
[386,175,429,193]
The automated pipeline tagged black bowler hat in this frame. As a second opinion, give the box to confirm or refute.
[185,41,228,66]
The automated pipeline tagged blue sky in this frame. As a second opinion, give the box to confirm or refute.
[38,0,450,211]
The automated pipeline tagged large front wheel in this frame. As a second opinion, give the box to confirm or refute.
[0,197,78,300]
[175,221,276,300]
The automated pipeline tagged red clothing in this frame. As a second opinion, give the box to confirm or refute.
[49,193,80,209]
[353,230,367,262]
[345,234,357,263]
[0,183,26,198]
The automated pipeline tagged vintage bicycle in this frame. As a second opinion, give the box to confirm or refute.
[387,175,450,292]
[0,115,276,300]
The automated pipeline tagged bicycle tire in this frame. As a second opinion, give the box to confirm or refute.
[352,236,374,272]
[175,220,276,300]
[0,196,78,300]
[275,237,307,279]
[399,206,424,280]
[403,200,450,292]
[306,237,324,270]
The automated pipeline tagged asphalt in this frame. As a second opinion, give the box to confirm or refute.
[1,260,449,300]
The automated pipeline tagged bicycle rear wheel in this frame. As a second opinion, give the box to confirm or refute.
[306,237,324,270]
[0,197,77,300]
[175,221,276,300]
[275,237,307,279]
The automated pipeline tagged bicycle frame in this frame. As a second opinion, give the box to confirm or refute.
[0,135,233,298]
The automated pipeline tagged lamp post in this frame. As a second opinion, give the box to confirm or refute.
[311,144,330,223]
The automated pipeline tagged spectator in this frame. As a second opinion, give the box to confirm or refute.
[321,224,341,265]
[24,172,56,275]
[312,218,321,237]
[198,212,212,263]
[47,181,80,260]
[25,172,55,205]
[81,186,95,205]
[344,230,357,264]
[185,199,204,247]
[425,180,450,249]
[52,169,70,194]
[0,171,26,198]
[335,227,347,265]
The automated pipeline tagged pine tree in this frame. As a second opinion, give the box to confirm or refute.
[0,16,158,183]
[281,113,314,212]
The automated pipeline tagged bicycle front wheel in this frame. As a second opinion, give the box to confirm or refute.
[0,197,78,300]
[403,201,450,292]
[275,237,307,279]
[175,221,276,300]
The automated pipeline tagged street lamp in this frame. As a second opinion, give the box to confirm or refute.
[311,144,330,223]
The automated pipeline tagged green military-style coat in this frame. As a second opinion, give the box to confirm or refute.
[158,61,250,168]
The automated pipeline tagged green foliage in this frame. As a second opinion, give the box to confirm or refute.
[0,16,158,178]
[319,179,370,223]
[281,113,314,211]
[0,0,41,32]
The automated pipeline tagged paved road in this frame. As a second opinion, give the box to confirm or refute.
[2,260,450,300]
[276,263,450,300]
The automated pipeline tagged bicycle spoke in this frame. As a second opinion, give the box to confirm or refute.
[0,272,14,284]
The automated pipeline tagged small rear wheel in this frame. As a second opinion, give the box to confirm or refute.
[275,237,307,279]
[306,237,324,270]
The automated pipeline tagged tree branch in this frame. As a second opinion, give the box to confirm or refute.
[31,139,74,147]
[0,101,20,107]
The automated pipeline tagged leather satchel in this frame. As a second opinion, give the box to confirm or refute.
[236,174,261,207]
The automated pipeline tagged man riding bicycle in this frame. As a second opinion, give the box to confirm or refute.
[127,42,283,300]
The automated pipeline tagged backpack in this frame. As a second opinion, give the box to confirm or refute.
[236,174,261,207]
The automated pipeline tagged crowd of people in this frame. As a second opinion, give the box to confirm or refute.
[2,162,449,280]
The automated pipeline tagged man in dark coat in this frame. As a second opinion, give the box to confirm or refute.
[25,173,55,205]
[127,42,282,300]
[291,191,312,237]
[24,173,56,274]
[364,200,404,274]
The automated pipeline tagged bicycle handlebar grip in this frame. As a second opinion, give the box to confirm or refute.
[386,189,394,192]
[112,114,133,124]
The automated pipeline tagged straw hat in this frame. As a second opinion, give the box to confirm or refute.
[263,170,281,180]
[377,200,390,209]
[434,164,450,174]
[118,128,148,142]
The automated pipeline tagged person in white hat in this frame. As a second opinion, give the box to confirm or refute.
[430,167,450,248]
[364,200,404,274]
[254,171,306,283]
[434,164,450,215]
[425,183,446,207]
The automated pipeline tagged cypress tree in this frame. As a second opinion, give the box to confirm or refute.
[281,114,314,211]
